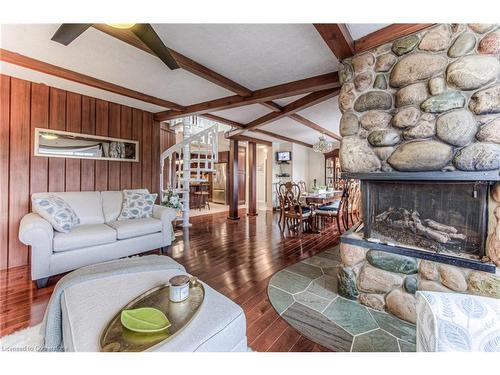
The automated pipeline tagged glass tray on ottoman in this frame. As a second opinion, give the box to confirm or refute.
[99,277,205,352]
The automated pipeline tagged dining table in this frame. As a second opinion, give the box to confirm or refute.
[303,190,343,206]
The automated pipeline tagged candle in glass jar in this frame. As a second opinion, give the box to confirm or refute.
[169,275,190,302]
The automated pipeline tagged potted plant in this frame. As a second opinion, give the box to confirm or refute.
[161,188,183,211]
[161,188,183,240]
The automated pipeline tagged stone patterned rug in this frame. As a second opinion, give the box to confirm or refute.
[268,246,416,352]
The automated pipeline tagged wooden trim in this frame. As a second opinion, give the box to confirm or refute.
[354,24,435,54]
[314,24,354,60]
[288,113,342,141]
[154,72,340,121]
[242,88,340,132]
[92,24,252,97]
[254,129,312,148]
[0,48,185,111]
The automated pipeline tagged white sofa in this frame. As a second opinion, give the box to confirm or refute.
[19,191,177,288]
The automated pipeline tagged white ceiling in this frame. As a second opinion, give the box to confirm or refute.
[0,23,388,145]
[212,104,272,124]
[153,24,339,91]
[297,96,342,137]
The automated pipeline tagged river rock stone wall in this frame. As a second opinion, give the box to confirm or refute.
[338,24,500,173]
[338,242,500,324]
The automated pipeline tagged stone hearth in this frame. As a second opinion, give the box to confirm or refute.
[337,241,500,323]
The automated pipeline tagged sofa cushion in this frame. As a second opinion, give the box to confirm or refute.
[32,195,80,232]
[107,218,162,240]
[118,191,157,220]
[53,224,117,252]
[101,190,149,223]
[32,191,104,225]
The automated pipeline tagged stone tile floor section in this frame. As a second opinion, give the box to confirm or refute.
[268,246,416,352]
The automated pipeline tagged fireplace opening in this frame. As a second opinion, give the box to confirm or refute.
[362,181,489,261]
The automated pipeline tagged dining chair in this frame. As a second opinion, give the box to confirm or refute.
[315,182,349,234]
[297,180,307,194]
[276,183,286,232]
[280,182,314,235]
[297,180,307,207]
[344,180,361,228]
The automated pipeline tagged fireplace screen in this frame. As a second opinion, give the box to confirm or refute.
[363,181,488,260]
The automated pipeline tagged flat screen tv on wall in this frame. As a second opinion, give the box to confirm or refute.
[276,151,291,162]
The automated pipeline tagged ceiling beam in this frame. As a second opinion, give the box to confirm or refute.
[92,24,253,97]
[200,113,245,129]
[240,88,340,133]
[204,113,313,148]
[314,24,354,60]
[0,48,185,111]
[354,24,435,54]
[254,129,313,148]
[228,134,273,147]
[154,72,340,121]
[288,113,341,141]
[254,99,341,140]
[93,24,339,137]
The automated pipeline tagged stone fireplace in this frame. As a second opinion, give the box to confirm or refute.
[336,23,500,324]
[361,179,489,266]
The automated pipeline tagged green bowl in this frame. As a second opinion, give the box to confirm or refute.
[120,307,171,333]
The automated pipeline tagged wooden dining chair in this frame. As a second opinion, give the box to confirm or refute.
[297,180,307,194]
[276,183,286,232]
[280,182,314,235]
[344,180,361,228]
[315,183,349,234]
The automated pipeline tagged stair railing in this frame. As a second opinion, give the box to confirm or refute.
[160,117,218,226]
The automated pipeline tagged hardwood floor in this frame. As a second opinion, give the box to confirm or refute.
[0,209,341,351]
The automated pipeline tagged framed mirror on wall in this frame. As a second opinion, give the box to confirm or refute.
[34,128,139,162]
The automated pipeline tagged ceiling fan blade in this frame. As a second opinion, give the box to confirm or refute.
[51,24,92,45]
[131,24,180,70]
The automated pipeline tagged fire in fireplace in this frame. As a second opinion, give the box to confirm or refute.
[362,180,489,261]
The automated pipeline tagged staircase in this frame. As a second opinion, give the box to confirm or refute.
[160,117,219,227]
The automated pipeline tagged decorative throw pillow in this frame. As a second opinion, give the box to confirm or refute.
[32,195,80,233]
[118,190,157,220]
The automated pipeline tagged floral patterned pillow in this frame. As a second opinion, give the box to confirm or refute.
[118,190,158,220]
[32,195,80,233]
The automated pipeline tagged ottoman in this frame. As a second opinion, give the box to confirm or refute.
[60,265,247,352]
[416,291,500,352]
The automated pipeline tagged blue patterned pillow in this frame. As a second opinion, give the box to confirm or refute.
[32,195,80,233]
[118,191,157,220]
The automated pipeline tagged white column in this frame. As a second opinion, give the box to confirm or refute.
[182,117,192,227]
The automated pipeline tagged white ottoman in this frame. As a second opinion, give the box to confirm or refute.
[61,268,247,352]
[416,291,500,352]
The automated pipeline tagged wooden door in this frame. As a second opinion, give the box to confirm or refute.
[237,146,246,204]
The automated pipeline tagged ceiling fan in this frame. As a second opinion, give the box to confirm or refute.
[51,23,180,70]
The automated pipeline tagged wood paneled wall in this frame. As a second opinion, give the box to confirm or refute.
[0,74,166,270]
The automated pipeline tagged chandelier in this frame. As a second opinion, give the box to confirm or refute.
[313,134,334,153]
